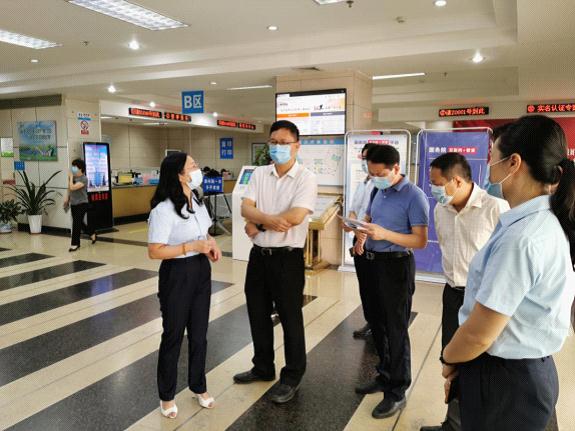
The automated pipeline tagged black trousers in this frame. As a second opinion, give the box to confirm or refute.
[353,238,370,322]
[363,253,415,401]
[157,254,211,401]
[442,284,465,431]
[459,353,559,431]
[245,246,306,386]
[70,203,94,246]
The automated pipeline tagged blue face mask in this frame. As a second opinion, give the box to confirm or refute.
[71,166,79,174]
[431,184,455,206]
[372,174,394,190]
[269,144,292,165]
[361,160,369,174]
[484,157,512,200]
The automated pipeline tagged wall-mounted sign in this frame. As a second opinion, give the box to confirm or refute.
[527,103,575,113]
[1,137,14,157]
[128,108,162,119]
[77,113,92,136]
[439,107,489,117]
[14,160,25,171]
[220,138,234,159]
[217,119,257,131]
[182,90,204,114]
[163,112,191,122]
[17,121,58,161]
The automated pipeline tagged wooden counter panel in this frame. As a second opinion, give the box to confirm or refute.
[112,186,156,218]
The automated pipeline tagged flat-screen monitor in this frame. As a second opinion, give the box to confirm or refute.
[84,143,110,193]
[239,168,255,185]
[276,89,346,136]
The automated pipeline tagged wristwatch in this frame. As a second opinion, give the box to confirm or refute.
[256,224,266,232]
[439,350,456,366]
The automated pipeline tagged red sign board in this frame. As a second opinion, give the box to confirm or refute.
[527,103,575,114]
[217,119,257,131]
[129,108,162,119]
[164,112,191,122]
[439,107,489,117]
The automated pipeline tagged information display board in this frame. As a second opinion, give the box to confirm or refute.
[83,142,113,231]
[276,89,346,136]
[299,137,345,186]
[341,131,411,269]
[414,129,491,275]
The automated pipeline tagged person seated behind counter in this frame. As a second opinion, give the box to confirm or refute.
[353,144,429,419]
[233,120,318,404]
[148,152,222,419]
[441,115,575,431]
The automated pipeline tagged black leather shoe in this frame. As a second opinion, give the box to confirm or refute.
[420,427,443,431]
[355,380,385,395]
[233,370,275,384]
[372,397,406,419]
[353,323,371,339]
[269,383,300,404]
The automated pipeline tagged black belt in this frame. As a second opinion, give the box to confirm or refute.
[364,250,412,261]
[448,284,465,292]
[253,245,303,256]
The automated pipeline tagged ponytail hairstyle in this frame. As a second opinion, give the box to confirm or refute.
[496,115,575,326]
[151,152,201,219]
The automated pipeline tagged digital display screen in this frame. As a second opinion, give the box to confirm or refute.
[84,143,110,193]
[276,89,346,136]
[439,107,489,117]
[527,103,575,113]
[239,169,254,185]
[128,107,162,119]
[217,120,257,130]
[164,112,191,122]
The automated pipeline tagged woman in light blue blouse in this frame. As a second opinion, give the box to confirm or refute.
[148,153,222,419]
[441,115,575,431]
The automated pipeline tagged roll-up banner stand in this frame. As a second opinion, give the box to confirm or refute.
[339,130,412,272]
[83,142,114,232]
[413,128,492,283]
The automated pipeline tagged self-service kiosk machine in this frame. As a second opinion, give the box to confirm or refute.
[232,165,257,261]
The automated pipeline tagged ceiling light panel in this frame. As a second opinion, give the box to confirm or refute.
[67,0,189,31]
[226,85,273,91]
[0,29,61,49]
[313,0,348,4]
[373,72,426,80]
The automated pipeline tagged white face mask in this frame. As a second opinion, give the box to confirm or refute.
[187,169,203,189]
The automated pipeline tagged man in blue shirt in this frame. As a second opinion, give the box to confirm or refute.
[353,144,429,419]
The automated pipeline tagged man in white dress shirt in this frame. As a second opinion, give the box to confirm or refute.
[233,121,318,404]
[421,152,508,431]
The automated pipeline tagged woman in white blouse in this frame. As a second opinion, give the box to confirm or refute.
[148,152,222,419]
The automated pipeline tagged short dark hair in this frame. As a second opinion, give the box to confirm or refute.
[270,120,300,142]
[430,152,472,182]
[71,158,86,174]
[366,145,400,167]
[361,143,377,155]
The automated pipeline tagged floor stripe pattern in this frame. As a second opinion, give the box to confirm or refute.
[0,245,443,431]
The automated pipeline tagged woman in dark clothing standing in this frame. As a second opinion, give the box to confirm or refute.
[64,158,96,252]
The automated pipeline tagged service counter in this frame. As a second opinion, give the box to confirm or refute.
[112,184,157,220]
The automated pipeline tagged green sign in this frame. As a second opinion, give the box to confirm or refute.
[17,121,58,161]
[1,138,13,158]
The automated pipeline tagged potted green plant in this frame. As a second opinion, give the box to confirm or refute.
[254,144,271,166]
[9,171,61,234]
[0,199,22,233]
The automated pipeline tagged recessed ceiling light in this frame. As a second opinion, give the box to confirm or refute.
[67,0,189,31]
[128,40,140,50]
[267,25,279,31]
[107,84,117,93]
[210,81,218,86]
[30,58,39,63]
[472,52,485,63]
[101,116,113,119]
[313,0,348,4]
[149,101,156,108]
[227,85,273,91]
[373,72,426,80]
[0,29,61,49]
[434,0,447,7]
[213,112,219,117]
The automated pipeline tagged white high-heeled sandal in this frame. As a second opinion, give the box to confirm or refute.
[160,401,178,419]
[194,393,215,409]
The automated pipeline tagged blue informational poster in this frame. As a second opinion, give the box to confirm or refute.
[220,138,234,159]
[17,121,57,161]
[414,130,490,274]
[203,176,223,194]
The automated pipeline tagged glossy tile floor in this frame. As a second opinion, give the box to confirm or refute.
[0,223,573,430]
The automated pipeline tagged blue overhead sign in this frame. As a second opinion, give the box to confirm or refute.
[182,90,204,114]
[220,138,234,159]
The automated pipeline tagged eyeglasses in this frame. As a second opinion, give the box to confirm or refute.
[267,140,297,146]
